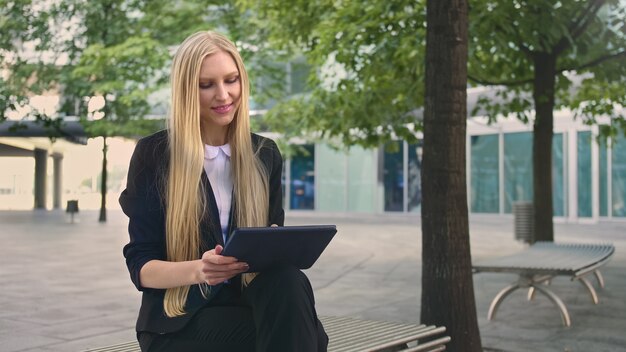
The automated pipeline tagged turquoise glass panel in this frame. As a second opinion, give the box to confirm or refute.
[577,131,592,217]
[347,147,376,212]
[600,140,608,217]
[316,144,347,211]
[504,132,533,213]
[612,135,626,217]
[470,134,499,213]
[552,133,564,217]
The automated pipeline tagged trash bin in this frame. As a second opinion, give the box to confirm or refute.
[513,201,534,244]
[66,200,79,223]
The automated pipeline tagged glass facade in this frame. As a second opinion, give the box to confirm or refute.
[577,131,592,217]
[291,144,377,212]
[470,134,499,213]
[280,126,621,220]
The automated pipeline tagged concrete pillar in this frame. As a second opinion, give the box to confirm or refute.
[34,148,48,209]
[53,154,63,209]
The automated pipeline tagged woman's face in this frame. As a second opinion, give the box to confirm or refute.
[198,51,242,141]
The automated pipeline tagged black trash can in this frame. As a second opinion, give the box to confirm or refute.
[66,200,79,223]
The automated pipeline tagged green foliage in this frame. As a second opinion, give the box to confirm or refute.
[51,0,171,138]
[469,0,626,137]
[0,0,57,120]
[240,0,427,148]
[1,0,289,140]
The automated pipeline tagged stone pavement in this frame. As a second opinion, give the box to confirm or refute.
[0,209,624,352]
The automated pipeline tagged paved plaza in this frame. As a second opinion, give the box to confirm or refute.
[0,209,624,351]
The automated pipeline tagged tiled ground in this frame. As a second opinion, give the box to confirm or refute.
[1,210,624,351]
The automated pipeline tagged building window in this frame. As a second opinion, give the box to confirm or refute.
[383,142,404,212]
[471,134,499,213]
[290,145,315,210]
[552,133,565,217]
[316,144,347,211]
[599,139,608,217]
[504,132,533,213]
[577,131,592,217]
[347,146,376,212]
[407,143,423,213]
[612,134,626,217]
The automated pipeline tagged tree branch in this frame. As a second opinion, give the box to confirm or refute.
[468,74,533,87]
[554,0,606,55]
[570,0,606,41]
[558,50,626,72]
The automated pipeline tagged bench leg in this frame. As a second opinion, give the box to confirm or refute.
[594,270,605,288]
[576,276,599,304]
[532,285,571,327]
[487,283,521,321]
[489,280,571,327]
[527,277,551,301]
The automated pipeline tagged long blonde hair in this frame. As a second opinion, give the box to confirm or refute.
[165,31,269,317]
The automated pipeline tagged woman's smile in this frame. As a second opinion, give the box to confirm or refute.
[212,103,234,114]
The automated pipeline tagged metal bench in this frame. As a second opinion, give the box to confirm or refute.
[81,316,450,352]
[472,242,615,327]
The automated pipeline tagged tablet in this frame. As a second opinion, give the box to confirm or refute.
[222,225,337,272]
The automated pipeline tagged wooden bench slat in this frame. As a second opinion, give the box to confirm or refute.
[82,341,138,352]
[353,326,448,352]
[81,316,449,352]
[398,336,452,352]
[328,324,425,345]
[328,322,445,352]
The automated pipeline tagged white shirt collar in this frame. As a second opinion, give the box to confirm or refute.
[204,144,231,160]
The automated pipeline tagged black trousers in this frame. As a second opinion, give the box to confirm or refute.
[140,266,328,352]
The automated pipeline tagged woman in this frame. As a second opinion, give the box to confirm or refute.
[120,31,328,352]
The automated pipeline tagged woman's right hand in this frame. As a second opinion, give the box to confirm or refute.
[199,245,249,285]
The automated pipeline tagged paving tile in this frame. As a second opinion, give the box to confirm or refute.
[0,331,65,352]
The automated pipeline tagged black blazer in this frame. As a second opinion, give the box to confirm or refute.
[120,129,284,334]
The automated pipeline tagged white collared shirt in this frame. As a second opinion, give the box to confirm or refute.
[203,143,233,243]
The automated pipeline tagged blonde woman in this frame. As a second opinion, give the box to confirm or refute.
[120,31,328,352]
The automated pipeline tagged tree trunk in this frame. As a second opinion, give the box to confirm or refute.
[421,1,482,351]
[532,52,556,242]
[99,136,108,223]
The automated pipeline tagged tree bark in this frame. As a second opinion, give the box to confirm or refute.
[99,136,108,223]
[532,52,556,242]
[421,1,482,351]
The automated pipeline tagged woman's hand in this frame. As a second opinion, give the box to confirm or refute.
[200,245,249,285]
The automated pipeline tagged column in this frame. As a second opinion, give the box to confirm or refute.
[53,154,63,209]
[34,148,48,209]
